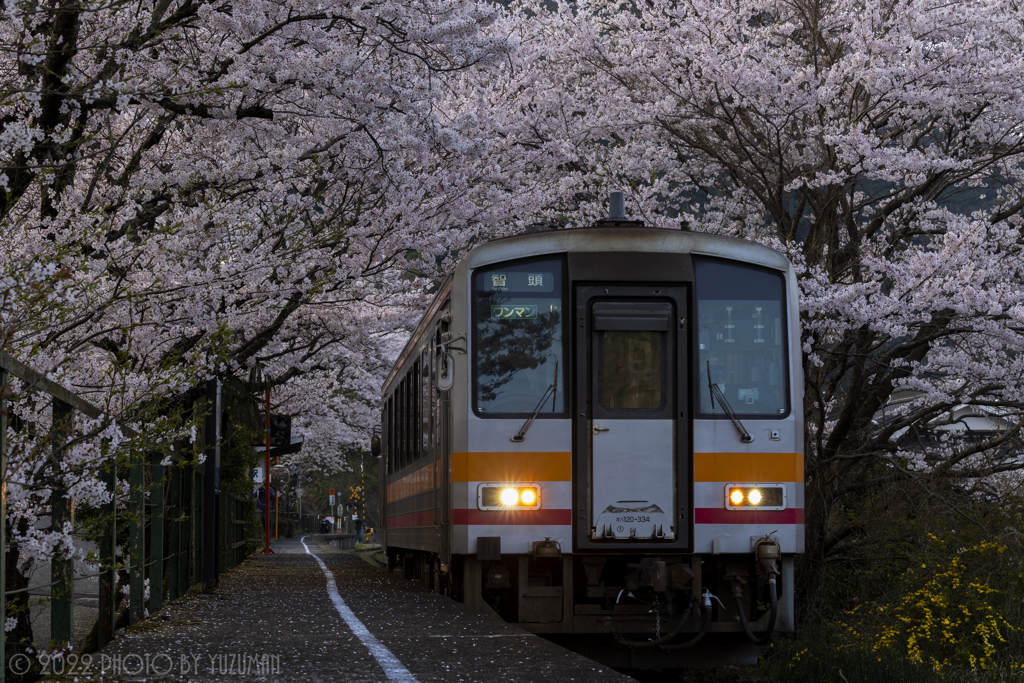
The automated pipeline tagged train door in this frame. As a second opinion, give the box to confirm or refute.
[434,315,452,573]
[576,286,690,548]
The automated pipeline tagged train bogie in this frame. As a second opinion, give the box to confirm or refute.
[380,218,803,668]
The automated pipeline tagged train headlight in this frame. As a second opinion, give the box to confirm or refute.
[725,484,787,510]
[500,488,519,506]
[478,483,542,510]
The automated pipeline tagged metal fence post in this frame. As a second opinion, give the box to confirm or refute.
[181,466,192,598]
[218,493,226,572]
[202,379,220,588]
[128,450,145,625]
[193,469,203,586]
[149,462,165,613]
[167,467,180,602]
[51,398,74,649]
[97,458,116,648]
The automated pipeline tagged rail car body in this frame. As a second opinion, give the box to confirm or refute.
[379,222,804,668]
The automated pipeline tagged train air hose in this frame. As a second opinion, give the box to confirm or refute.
[734,572,778,646]
[658,596,713,651]
[613,596,694,649]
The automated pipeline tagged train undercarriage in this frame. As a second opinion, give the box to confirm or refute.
[388,541,793,669]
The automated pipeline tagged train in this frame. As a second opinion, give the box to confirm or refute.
[375,195,804,668]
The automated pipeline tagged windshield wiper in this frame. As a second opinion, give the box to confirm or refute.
[707,361,753,443]
[511,363,558,443]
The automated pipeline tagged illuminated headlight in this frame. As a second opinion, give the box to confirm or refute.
[725,484,786,510]
[500,488,519,506]
[478,483,542,510]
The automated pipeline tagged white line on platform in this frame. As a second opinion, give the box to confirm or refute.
[301,536,417,682]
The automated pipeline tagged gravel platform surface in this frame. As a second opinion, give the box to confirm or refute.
[45,535,634,682]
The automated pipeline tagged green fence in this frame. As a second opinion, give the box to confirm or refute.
[0,352,261,678]
[278,512,321,536]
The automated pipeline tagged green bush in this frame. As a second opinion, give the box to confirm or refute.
[277,518,297,538]
[776,477,1024,681]
[761,639,949,683]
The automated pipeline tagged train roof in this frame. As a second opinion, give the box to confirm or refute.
[461,226,791,273]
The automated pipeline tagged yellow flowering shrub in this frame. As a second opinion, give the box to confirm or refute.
[840,540,1019,672]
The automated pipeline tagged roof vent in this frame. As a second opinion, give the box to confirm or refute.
[591,190,645,229]
[609,191,626,220]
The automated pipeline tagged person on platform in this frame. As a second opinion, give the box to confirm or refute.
[255,484,276,530]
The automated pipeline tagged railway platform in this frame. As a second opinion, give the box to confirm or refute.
[56,536,633,682]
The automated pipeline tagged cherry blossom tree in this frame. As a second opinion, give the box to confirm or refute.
[1,0,515,657]
[495,0,1024,608]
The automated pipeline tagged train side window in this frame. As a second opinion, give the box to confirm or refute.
[394,382,401,470]
[421,350,431,455]
[472,256,567,416]
[398,377,407,469]
[405,370,410,465]
[386,396,393,475]
[413,360,421,461]
[695,258,789,417]
[404,373,412,465]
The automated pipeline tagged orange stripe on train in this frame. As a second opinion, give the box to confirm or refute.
[451,452,571,483]
[694,452,804,482]
[386,461,440,502]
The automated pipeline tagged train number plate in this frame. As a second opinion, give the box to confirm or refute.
[614,515,651,524]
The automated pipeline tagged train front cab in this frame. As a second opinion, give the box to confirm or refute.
[386,229,804,669]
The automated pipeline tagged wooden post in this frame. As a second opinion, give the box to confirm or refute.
[97,458,116,648]
[128,450,145,625]
[51,398,74,648]
[149,463,165,612]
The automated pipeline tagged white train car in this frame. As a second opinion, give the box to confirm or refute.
[377,202,804,668]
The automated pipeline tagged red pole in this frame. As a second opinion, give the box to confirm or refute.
[262,387,274,554]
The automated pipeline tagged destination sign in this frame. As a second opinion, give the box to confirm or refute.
[491,305,538,319]
[481,272,555,293]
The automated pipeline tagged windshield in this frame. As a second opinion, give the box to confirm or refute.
[695,258,788,417]
[472,257,566,415]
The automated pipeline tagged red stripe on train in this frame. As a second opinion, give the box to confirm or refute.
[386,511,435,528]
[390,508,800,527]
[451,509,572,526]
[694,508,804,524]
